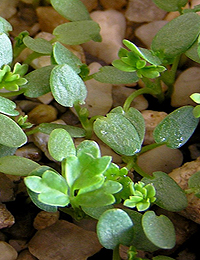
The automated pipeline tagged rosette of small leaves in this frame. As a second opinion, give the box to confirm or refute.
[112,39,166,79]
[124,181,156,211]
[190,93,200,118]
[0,63,28,91]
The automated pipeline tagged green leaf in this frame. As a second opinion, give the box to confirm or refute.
[0,144,16,158]
[23,36,52,54]
[38,123,86,137]
[76,140,101,158]
[82,205,114,220]
[53,21,101,45]
[190,93,200,104]
[0,114,27,147]
[93,66,139,84]
[48,129,76,161]
[112,59,136,72]
[50,0,91,21]
[27,188,58,212]
[24,66,54,97]
[25,170,69,207]
[153,256,175,260]
[142,171,188,211]
[151,13,200,59]
[185,39,200,63]
[0,96,19,116]
[97,209,134,249]
[0,17,12,34]
[152,0,188,11]
[193,105,200,118]
[0,33,12,68]
[153,106,199,148]
[0,155,39,176]
[50,64,87,107]
[188,171,200,197]
[93,107,144,156]
[124,209,159,252]
[52,42,82,73]
[142,211,176,249]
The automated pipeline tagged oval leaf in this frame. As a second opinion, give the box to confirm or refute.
[93,66,139,84]
[152,0,188,11]
[142,171,188,211]
[0,33,12,68]
[48,128,76,161]
[0,114,27,147]
[23,36,52,54]
[94,107,144,156]
[142,211,176,249]
[97,209,134,249]
[24,65,54,98]
[0,155,39,176]
[50,0,90,21]
[153,106,199,148]
[151,13,200,59]
[0,96,19,116]
[50,64,87,107]
[53,21,101,45]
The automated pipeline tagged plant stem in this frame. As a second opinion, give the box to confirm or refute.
[139,142,165,155]
[113,245,121,260]
[25,127,39,136]
[123,87,154,112]
[23,52,45,65]
[132,161,152,178]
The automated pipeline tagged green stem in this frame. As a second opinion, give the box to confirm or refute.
[123,87,154,112]
[0,89,25,97]
[23,52,45,65]
[25,127,39,136]
[132,161,152,178]
[139,142,165,155]
[113,245,121,260]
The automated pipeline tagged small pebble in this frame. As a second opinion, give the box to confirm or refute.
[33,211,60,230]
[0,241,18,260]
[0,203,15,229]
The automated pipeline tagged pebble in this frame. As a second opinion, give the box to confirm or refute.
[0,0,18,19]
[0,203,15,229]
[82,9,126,64]
[16,249,37,260]
[33,211,60,230]
[0,173,15,203]
[75,62,113,117]
[137,144,183,175]
[112,85,148,111]
[81,0,98,12]
[99,0,128,10]
[28,220,102,260]
[171,67,200,107]
[28,104,58,125]
[9,239,28,253]
[125,0,167,23]
[169,156,200,224]
[15,143,42,162]
[141,110,168,145]
[0,241,18,260]
[135,20,168,48]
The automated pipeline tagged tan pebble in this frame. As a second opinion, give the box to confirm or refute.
[0,203,15,229]
[80,0,98,12]
[33,211,60,230]
[28,104,58,125]
[0,241,18,260]
[99,0,127,10]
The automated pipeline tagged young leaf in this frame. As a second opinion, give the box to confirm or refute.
[0,33,12,68]
[48,129,76,161]
[23,36,52,54]
[0,96,19,116]
[25,170,69,207]
[0,114,27,148]
[153,106,199,148]
[50,0,91,21]
[152,0,188,12]
[142,171,188,211]
[0,17,12,34]
[53,21,101,45]
[151,13,200,59]
[93,66,139,84]
[97,209,134,249]
[52,42,82,73]
[50,64,87,107]
[24,65,55,98]
[76,140,101,158]
[93,107,144,156]
[38,123,86,137]
[142,211,176,249]
[0,155,39,176]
